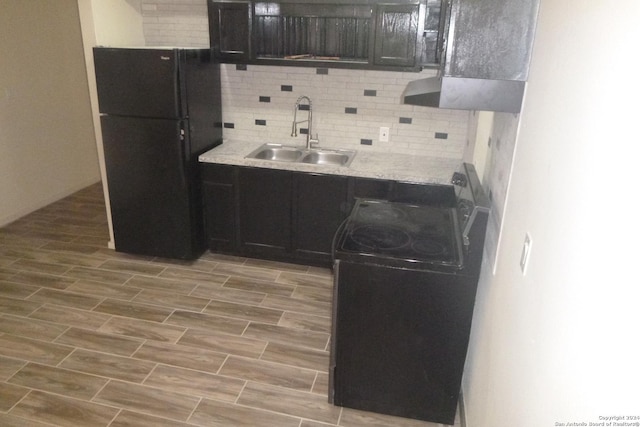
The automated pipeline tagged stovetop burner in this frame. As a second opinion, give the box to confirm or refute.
[356,205,408,223]
[412,237,447,257]
[335,199,463,269]
[349,225,411,251]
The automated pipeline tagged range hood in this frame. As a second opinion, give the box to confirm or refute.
[404,0,539,114]
[402,76,526,113]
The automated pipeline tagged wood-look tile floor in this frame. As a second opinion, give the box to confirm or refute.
[0,183,461,427]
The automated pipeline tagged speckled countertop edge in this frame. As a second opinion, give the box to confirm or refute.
[198,140,460,185]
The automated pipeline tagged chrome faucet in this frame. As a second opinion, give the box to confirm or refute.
[291,96,319,149]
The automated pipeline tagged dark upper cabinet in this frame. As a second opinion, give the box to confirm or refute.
[418,0,447,66]
[208,0,442,71]
[253,2,372,63]
[373,2,421,67]
[403,0,539,112]
[208,1,252,62]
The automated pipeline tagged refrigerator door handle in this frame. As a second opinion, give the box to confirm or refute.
[177,121,189,189]
[180,121,191,163]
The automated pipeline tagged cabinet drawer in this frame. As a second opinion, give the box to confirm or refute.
[201,163,235,184]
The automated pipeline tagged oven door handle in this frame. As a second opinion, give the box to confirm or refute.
[331,217,350,261]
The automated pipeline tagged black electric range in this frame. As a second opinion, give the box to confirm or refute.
[333,199,464,271]
[330,163,490,425]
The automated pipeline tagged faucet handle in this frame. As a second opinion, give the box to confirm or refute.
[309,134,319,147]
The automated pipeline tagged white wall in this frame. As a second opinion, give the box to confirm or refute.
[463,0,640,425]
[0,0,101,227]
[471,111,493,183]
[140,0,208,47]
[91,0,145,47]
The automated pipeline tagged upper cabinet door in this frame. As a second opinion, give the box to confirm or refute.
[208,1,252,62]
[373,3,421,67]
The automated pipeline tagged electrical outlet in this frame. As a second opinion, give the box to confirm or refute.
[379,127,389,142]
[520,233,532,274]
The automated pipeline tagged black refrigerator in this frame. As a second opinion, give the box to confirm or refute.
[94,47,222,260]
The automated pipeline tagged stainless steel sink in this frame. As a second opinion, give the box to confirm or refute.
[246,144,304,162]
[300,151,352,166]
[245,143,356,167]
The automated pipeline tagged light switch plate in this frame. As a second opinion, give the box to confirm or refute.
[520,232,532,274]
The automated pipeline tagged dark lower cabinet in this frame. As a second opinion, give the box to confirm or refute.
[352,177,394,200]
[201,164,237,253]
[238,167,293,259]
[391,181,456,206]
[293,173,350,264]
[201,163,455,266]
[202,164,349,266]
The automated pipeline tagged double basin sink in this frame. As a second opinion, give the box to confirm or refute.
[245,143,356,167]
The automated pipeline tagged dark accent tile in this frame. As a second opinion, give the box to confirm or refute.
[236,64,247,71]
[214,121,223,128]
[300,128,308,135]
[298,104,310,111]
[363,90,377,97]
[345,107,357,114]
[259,96,271,103]
[399,117,412,124]
[281,85,293,92]
[360,139,372,146]
[435,132,448,139]
[224,122,235,129]
[316,68,328,75]
[255,119,267,126]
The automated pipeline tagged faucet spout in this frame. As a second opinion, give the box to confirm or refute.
[291,96,318,149]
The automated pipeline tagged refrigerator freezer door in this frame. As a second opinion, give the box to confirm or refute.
[100,115,203,259]
[94,48,185,119]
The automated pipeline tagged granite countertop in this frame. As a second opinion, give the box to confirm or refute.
[198,139,460,185]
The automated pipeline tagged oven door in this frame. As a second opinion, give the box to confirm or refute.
[329,260,475,424]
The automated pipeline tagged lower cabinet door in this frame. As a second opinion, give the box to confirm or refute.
[202,163,237,253]
[293,172,349,263]
[203,182,236,252]
[238,167,293,258]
